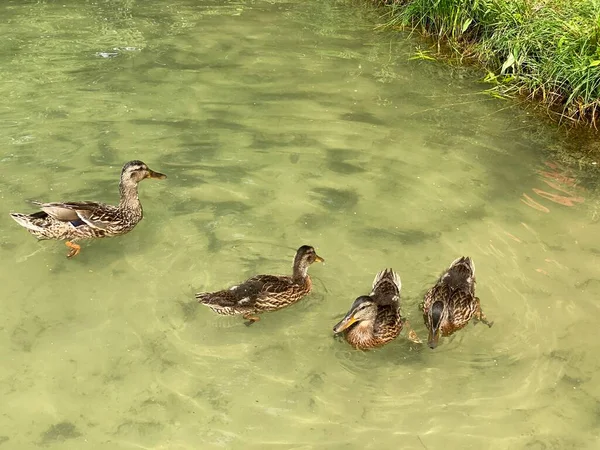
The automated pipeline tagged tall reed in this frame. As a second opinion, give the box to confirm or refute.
[375,0,600,127]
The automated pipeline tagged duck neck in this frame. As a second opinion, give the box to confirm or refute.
[118,178,143,218]
[292,261,309,284]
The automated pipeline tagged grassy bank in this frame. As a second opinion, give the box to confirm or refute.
[372,0,600,128]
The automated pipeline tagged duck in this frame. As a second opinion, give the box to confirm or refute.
[333,269,421,349]
[9,160,166,258]
[196,245,324,325]
[421,256,493,349]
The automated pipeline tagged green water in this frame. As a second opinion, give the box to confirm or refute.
[1,1,599,449]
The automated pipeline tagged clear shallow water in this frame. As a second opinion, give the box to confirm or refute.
[1,1,599,449]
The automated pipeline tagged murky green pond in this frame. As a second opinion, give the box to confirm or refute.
[1,1,599,449]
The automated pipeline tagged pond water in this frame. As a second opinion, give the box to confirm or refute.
[1,1,599,449]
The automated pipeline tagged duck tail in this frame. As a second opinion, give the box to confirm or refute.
[9,211,48,233]
[449,256,474,273]
[372,268,401,291]
[371,268,401,302]
[442,256,475,292]
[195,292,211,304]
[195,290,229,306]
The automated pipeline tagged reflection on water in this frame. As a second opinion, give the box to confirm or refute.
[1,1,599,449]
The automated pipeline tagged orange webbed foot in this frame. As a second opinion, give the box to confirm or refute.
[65,241,81,258]
[473,303,494,328]
[243,313,260,326]
[402,319,423,344]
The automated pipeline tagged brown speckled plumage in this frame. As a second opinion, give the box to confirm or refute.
[421,256,493,349]
[334,269,421,350]
[196,245,324,324]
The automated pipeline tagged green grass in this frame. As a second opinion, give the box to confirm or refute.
[373,0,600,128]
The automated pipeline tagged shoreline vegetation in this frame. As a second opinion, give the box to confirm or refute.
[370,0,600,130]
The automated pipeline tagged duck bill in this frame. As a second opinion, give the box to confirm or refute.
[428,327,440,349]
[314,254,325,263]
[333,313,357,333]
[147,169,167,180]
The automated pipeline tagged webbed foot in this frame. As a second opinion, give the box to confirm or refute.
[65,241,81,258]
[407,329,423,344]
[473,302,493,328]
[243,313,260,326]
[403,319,423,344]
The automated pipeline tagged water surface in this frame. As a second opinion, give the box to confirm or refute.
[1,1,599,449]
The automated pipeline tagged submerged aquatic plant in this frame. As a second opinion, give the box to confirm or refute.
[372,0,600,128]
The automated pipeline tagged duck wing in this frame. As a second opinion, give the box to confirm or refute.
[447,289,477,325]
[421,281,447,314]
[33,201,114,229]
[373,301,402,337]
[197,275,293,308]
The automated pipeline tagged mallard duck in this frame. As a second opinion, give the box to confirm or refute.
[333,269,421,349]
[421,256,493,349]
[196,245,324,325]
[9,160,166,258]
